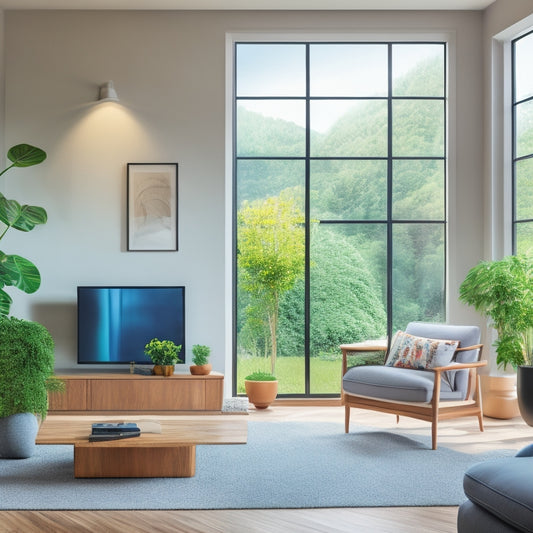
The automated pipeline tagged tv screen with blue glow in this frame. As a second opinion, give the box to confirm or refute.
[77,286,185,364]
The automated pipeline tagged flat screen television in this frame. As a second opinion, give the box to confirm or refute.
[77,286,185,365]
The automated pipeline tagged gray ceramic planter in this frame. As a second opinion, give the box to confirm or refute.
[517,366,533,427]
[0,413,39,458]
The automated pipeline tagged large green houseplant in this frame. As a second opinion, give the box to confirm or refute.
[459,254,533,424]
[0,316,64,458]
[0,143,62,458]
[459,254,533,369]
[0,143,47,317]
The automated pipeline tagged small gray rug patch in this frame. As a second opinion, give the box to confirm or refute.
[222,397,249,413]
[0,421,515,510]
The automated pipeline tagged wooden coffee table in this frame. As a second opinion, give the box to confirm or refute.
[36,416,247,478]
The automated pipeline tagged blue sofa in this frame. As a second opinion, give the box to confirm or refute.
[457,444,533,532]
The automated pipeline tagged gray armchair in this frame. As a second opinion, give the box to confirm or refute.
[342,322,486,450]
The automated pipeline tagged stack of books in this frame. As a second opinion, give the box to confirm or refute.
[89,422,141,442]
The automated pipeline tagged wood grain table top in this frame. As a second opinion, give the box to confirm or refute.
[37,416,248,448]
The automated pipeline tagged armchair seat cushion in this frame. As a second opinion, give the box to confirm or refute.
[343,365,462,403]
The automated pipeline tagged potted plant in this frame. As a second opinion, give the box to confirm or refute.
[244,371,278,410]
[144,338,182,376]
[459,254,533,423]
[190,344,212,375]
[0,142,60,459]
[0,316,64,458]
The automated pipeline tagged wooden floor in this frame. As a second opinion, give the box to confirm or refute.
[1,404,531,533]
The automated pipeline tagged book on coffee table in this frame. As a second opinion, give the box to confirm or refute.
[91,422,140,434]
[89,431,141,442]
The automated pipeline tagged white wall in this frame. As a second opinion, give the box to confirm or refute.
[479,0,533,371]
[2,10,486,391]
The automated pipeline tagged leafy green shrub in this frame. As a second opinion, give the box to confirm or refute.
[144,338,182,366]
[460,254,533,369]
[191,344,211,366]
[0,316,64,418]
[244,371,277,381]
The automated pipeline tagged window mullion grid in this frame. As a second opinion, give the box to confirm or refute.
[304,43,311,397]
[387,43,394,340]
[512,37,518,253]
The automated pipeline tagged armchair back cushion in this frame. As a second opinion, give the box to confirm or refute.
[405,322,481,400]
[385,330,459,370]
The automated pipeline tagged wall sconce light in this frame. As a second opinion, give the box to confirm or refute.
[98,80,119,102]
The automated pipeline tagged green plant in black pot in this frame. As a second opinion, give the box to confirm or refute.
[0,144,47,317]
[0,316,64,458]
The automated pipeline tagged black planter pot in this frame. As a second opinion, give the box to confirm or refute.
[517,366,533,426]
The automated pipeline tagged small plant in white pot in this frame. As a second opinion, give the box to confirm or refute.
[190,344,212,375]
[244,371,278,410]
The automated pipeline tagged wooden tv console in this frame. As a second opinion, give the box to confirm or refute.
[48,372,224,413]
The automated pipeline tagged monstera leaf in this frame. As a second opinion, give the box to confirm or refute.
[2,144,47,173]
[0,194,47,232]
[0,143,47,316]
[0,252,41,294]
[0,289,12,316]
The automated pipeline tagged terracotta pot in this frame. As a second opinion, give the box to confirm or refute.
[480,374,520,419]
[245,380,278,409]
[161,365,175,376]
[518,366,533,426]
[190,364,212,375]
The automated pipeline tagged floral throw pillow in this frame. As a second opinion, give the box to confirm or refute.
[385,331,459,370]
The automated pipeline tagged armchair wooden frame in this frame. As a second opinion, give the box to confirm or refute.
[341,344,487,450]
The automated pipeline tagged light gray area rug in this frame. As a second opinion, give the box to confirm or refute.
[0,421,514,510]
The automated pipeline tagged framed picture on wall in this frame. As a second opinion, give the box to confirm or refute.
[127,163,178,251]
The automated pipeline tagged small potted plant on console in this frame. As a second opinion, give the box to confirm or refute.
[144,338,182,376]
[190,344,212,375]
[244,371,278,410]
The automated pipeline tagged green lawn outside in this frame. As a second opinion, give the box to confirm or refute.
[237,352,385,395]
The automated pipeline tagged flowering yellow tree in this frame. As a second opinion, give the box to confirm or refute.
[237,192,305,374]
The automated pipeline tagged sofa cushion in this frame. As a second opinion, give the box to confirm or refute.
[463,457,533,533]
[458,499,523,533]
[342,365,461,403]
[385,330,459,370]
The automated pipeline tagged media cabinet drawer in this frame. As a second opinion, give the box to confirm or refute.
[48,379,87,411]
[90,379,205,410]
[49,373,224,412]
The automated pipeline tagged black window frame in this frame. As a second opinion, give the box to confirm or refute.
[511,29,533,253]
[232,40,448,397]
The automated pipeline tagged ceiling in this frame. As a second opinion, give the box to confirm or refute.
[0,0,497,10]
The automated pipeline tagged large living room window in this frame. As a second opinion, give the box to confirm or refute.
[233,41,447,397]
[512,30,533,254]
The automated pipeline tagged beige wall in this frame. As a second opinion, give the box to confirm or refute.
[2,10,487,388]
